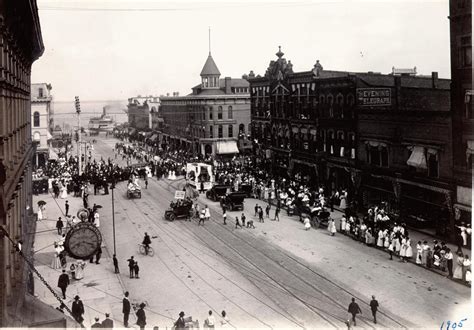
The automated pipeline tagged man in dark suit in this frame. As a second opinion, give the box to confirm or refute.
[122,291,131,327]
[91,317,102,328]
[71,295,85,325]
[101,313,114,329]
[136,303,146,330]
[57,270,69,299]
[347,297,362,326]
[370,295,379,324]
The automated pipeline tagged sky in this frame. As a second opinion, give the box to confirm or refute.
[31,0,451,102]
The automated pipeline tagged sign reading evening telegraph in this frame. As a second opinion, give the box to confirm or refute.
[357,88,391,106]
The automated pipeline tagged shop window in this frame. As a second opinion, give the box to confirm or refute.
[428,153,439,178]
[228,125,233,138]
[218,125,223,138]
[33,111,40,127]
[367,145,389,167]
[228,106,233,119]
[218,106,223,119]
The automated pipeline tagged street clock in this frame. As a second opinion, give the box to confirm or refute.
[64,222,102,260]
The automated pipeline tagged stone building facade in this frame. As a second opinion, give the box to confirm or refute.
[159,52,251,157]
[250,48,454,240]
[0,0,45,326]
[30,83,52,168]
[449,0,472,225]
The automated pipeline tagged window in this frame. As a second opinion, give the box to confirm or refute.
[228,106,233,119]
[461,36,472,67]
[218,106,223,119]
[367,144,389,167]
[33,111,40,127]
[209,125,213,138]
[336,94,344,105]
[239,123,245,135]
[228,125,233,137]
[428,153,439,178]
[218,125,223,138]
[209,107,213,120]
[465,90,473,119]
[38,88,44,98]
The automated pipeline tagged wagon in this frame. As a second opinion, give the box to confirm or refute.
[127,183,142,199]
[220,192,246,211]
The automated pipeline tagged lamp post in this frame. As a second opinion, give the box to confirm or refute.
[111,182,116,255]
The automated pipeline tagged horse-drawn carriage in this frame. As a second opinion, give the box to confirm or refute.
[127,181,141,199]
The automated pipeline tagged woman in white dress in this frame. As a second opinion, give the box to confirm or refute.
[340,215,347,233]
[462,255,471,283]
[453,252,464,280]
[37,206,43,221]
[51,243,62,269]
[327,219,337,236]
[60,183,68,199]
[416,241,423,264]
[304,216,311,230]
[75,261,86,280]
[399,236,407,262]
[376,229,384,248]
[405,237,413,261]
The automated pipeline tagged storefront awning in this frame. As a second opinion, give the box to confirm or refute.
[49,149,59,160]
[407,146,427,169]
[149,134,158,142]
[216,141,239,154]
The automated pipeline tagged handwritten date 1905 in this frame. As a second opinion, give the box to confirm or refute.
[440,318,468,330]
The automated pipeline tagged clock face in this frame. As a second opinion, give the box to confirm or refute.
[64,223,102,259]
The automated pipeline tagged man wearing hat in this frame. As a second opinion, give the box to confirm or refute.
[102,313,114,329]
[71,295,85,325]
[122,291,131,327]
[91,317,102,328]
[136,303,146,330]
[174,311,186,330]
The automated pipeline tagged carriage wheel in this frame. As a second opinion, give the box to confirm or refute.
[169,213,176,221]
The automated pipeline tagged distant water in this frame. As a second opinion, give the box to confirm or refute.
[52,100,128,132]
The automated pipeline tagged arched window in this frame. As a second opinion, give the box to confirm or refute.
[336,93,344,105]
[319,94,325,104]
[327,94,334,105]
[228,125,233,138]
[346,94,355,106]
[228,106,233,119]
[33,131,41,141]
[33,111,40,127]
[218,125,223,138]
[218,106,223,119]
[239,124,245,135]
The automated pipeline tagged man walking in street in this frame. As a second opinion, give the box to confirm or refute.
[254,203,259,216]
[241,213,246,227]
[274,207,280,221]
[145,177,148,189]
[91,317,102,328]
[71,295,85,326]
[347,297,362,326]
[122,291,131,327]
[235,216,243,229]
[56,217,64,235]
[113,254,119,273]
[370,295,379,324]
[57,269,69,299]
[65,200,69,216]
[265,203,271,218]
[134,261,140,279]
[127,256,135,278]
[222,210,227,225]
[258,207,264,223]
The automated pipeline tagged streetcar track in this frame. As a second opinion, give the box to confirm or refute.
[115,182,276,329]
[142,180,342,328]
[159,178,410,329]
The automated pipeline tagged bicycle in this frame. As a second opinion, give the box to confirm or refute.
[137,244,154,256]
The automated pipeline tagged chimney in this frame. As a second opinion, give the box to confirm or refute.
[432,72,438,89]
[225,77,231,94]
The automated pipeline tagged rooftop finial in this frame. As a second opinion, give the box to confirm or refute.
[209,26,211,55]
[276,46,284,59]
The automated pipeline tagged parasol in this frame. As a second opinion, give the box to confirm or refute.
[37,200,47,207]
[94,205,103,209]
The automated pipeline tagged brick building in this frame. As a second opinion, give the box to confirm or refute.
[449,0,472,224]
[0,0,58,326]
[159,51,251,157]
[31,83,53,168]
[250,48,454,239]
[127,95,160,132]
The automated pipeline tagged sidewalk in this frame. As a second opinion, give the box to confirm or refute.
[246,197,470,287]
[32,191,131,328]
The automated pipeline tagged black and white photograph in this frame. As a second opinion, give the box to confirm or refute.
[0,0,472,328]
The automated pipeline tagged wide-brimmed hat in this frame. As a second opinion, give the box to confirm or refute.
[74,295,80,300]
[179,311,185,317]
[139,303,146,308]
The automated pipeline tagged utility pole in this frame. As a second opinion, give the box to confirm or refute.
[111,184,116,255]
[75,96,82,175]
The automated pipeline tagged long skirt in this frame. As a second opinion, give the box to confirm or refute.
[51,253,61,269]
